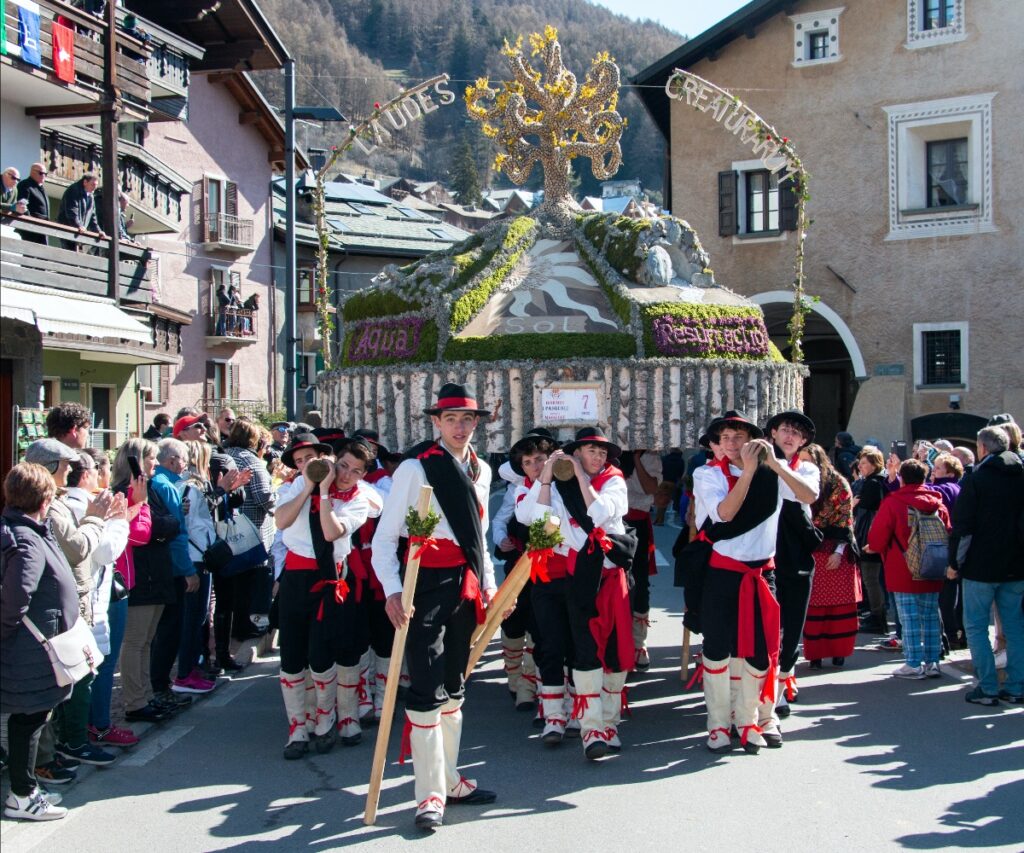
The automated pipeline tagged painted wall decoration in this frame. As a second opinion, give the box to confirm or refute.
[651,313,771,359]
[457,239,619,337]
[345,316,425,364]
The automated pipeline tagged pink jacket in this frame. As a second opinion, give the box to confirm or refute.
[115,484,152,589]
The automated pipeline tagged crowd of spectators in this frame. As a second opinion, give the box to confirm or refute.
[1,401,1020,822]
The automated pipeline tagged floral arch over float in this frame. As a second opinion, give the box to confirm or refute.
[318,28,807,453]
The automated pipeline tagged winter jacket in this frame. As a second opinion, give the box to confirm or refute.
[224,446,276,548]
[867,484,949,594]
[149,466,194,577]
[0,510,78,715]
[64,488,129,654]
[111,481,152,590]
[125,479,179,607]
[927,477,961,515]
[56,178,100,232]
[950,451,1024,583]
[46,492,106,625]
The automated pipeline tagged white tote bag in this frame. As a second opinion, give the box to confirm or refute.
[23,613,104,687]
[216,509,269,576]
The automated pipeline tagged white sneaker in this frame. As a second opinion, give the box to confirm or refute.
[4,789,68,821]
[892,663,926,680]
[923,662,942,678]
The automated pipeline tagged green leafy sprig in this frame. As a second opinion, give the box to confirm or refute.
[405,505,441,538]
[527,514,564,552]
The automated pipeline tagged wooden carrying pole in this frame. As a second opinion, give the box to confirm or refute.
[680,626,692,682]
[464,517,560,680]
[363,485,433,827]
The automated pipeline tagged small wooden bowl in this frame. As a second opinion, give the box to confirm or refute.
[305,458,333,484]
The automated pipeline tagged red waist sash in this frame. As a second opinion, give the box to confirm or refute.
[709,550,780,701]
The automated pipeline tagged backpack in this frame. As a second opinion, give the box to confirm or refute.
[904,506,948,580]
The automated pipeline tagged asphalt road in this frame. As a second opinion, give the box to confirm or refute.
[3,520,1022,853]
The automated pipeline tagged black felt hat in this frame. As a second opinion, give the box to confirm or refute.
[423,383,490,417]
[509,427,559,477]
[312,427,347,454]
[764,409,816,444]
[703,409,764,441]
[561,426,621,460]
[353,428,390,458]
[281,433,333,469]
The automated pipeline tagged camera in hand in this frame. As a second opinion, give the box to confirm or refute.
[305,458,333,483]
[890,440,909,462]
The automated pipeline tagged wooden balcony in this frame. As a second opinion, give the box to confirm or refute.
[40,125,189,234]
[206,308,259,346]
[1,0,152,121]
[203,213,254,253]
[1,215,153,304]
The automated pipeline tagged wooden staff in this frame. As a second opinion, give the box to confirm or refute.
[680,625,692,682]
[364,485,434,827]
[464,517,560,680]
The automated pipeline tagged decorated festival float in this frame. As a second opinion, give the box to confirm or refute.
[318,28,808,452]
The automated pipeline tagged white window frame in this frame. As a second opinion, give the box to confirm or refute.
[730,157,789,244]
[906,0,967,49]
[913,321,969,391]
[883,93,995,241]
[789,7,844,67]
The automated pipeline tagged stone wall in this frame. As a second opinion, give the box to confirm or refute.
[319,358,806,453]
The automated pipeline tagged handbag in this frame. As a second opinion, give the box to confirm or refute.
[22,614,104,687]
[191,535,234,573]
[216,508,269,577]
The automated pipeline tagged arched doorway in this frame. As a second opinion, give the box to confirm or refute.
[751,292,866,446]
[910,412,988,450]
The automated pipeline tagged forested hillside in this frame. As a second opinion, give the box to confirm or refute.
[255,0,683,199]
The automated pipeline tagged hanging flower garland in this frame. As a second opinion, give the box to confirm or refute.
[665,70,813,364]
[310,76,454,370]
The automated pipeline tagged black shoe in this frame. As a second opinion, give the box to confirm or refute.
[415,810,443,831]
[729,724,740,742]
[313,728,337,755]
[808,659,823,670]
[742,741,761,755]
[446,788,497,806]
[125,703,169,723]
[340,730,362,747]
[763,731,783,749]
[515,699,535,712]
[154,689,192,709]
[832,657,846,667]
[216,655,244,673]
[283,741,309,760]
[776,702,791,719]
[584,740,609,760]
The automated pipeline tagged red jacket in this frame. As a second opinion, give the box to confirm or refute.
[867,485,948,594]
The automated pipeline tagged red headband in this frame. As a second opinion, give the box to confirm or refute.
[435,396,478,409]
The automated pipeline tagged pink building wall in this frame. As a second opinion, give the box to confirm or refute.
[144,75,278,419]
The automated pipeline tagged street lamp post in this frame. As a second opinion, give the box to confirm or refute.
[282,64,345,419]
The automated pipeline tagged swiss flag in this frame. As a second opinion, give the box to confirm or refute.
[52,20,74,83]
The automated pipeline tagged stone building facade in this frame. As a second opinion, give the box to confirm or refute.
[636,0,1023,446]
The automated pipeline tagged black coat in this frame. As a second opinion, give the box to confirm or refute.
[951,451,1024,582]
[16,178,49,219]
[113,479,177,607]
[0,510,78,715]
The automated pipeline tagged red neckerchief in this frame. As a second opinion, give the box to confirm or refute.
[310,483,357,512]
[707,455,740,491]
[590,464,624,492]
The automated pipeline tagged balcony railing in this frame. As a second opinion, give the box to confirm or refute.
[204,213,254,252]
[0,215,153,303]
[207,308,259,345]
[40,126,189,232]
[1,0,152,119]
